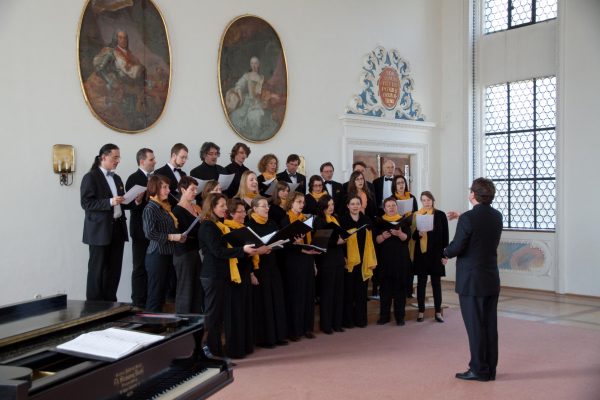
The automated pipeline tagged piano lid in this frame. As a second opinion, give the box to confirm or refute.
[0,295,131,348]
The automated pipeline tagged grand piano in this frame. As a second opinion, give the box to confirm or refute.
[0,295,232,399]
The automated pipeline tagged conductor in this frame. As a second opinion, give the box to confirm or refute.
[443,178,503,382]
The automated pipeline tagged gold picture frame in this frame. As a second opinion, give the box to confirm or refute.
[218,15,288,143]
[77,0,171,133]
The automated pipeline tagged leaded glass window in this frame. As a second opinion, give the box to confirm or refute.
[485,0,558,34]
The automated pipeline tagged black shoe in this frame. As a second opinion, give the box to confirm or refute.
[455,370,490,382]
[289,336,300,342]
[333,327,345,333]
[322,329,333,335]
[489,371,496,381]
[305,332,316,339]
[396,319,405,326]
[376,319,390,325]
[276,340,289,346]
[258,343,275,349]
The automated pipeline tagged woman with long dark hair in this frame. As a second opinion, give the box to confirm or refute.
[392,175,418,298]
[345,171,377,220]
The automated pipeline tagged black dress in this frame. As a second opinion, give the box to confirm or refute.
[303,193,319,216]
[246,218,288,346]
[268,204,286,229]
[374,217,411,323]
[314,216,345,333]
[172,205,203,314]
[222,223,254,359]
[281,214,316,339]
[198,220,245,357]
[397,193,419,296]
[339,212,372,328]
[257,174,275,198]
[412,209,449,313]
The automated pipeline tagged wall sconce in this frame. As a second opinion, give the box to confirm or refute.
[53,144,75,186]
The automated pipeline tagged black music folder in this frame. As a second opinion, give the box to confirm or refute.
[293,228,333,253]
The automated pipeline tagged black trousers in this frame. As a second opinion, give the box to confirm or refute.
[145,252,171,312]
[343,266,368,328]
[319,262,344,332]
[201,277,226,357]
[459,294,499,377]
[86,223,125,302]
[130,236,149,307]
[173,251,203,314]
[417,274,442,313]
[379,276,406,322]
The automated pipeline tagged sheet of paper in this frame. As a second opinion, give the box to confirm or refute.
[303,216,314,229]
[396,199,414,215]
[218,174,235,190]
[416,214,434,232]
[264,180,278,196]
[182,216,200,237]
[190,177,209,191]
[122,185,146,205]
[286,182,300,193]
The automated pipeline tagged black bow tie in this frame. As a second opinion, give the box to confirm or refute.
[289,173,296,178]
[384,177,393,182]
[324,181,332,185]
[174,168,182,173]
[106,171,115,177]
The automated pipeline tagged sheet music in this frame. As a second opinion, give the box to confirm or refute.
[122,185,146,205]
[416,214,434,232]
[56,328,163,361]
[182,216,200,237]
[286,182,300,193]
[396,199,414,215]
[264,179,278,196]
[218,174,235,190]
[190,177,209,191]
[303,216,314,229]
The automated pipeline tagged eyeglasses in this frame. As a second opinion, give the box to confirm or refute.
[234,209,247,214]
[256,205,270,209]
[207,151,220,157]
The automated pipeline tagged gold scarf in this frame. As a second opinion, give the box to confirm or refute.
[150,196,178,228]
[287,210,311,244]
[262,172,275,180]
[346,228,377,281]
[382,213,401,222]
[310,191,327,200]
[246,191,258,200]
[409,208,433,261]
[215,220,241,284]
[395,191,412,201]
[326,214,340,226]
[250,212,268,225]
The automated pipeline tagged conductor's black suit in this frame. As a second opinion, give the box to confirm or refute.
[444,203,502,379]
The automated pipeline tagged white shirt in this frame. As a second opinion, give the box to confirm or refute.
[286,170,297,184]
[99,167,122,218]
[382,176,393,205]
[168,162,181,182]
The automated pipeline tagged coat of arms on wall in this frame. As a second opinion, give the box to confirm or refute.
[346,46,425,121]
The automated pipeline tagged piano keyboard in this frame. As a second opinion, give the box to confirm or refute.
[117,365,222,400]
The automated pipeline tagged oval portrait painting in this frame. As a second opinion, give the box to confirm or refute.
[78,0,171,133]
[219,15,288,142]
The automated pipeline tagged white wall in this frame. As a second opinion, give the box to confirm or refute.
[0,0,443,304]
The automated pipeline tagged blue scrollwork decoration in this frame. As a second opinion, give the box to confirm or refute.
[346,46,425,121]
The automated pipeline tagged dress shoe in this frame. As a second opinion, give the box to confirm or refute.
[258,343,275,349]
[417,312,424,322]
[276,340,289,346]
[455,370,490,382]
[322,329,333,335]
[288,336,300,342]
[434,314,445,323]
[333,327,345,333]
[305,332,316,339]
[376,319,390,325]
[489,371,496,381]
[396,319,405,326]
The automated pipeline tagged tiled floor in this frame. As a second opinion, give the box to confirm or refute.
[439,281,600,330]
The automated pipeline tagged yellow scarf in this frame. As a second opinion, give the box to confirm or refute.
[346,228,377,281]
[246,191,258,200]
[326,214,340,226]
[287,210,311,244]
[150,196,178,228]
[382,213,402,223]
[216,220,241,284]
[409,208,433,261]
[262,172,275,181]
[395,191,412,201]
[310,191,327,200]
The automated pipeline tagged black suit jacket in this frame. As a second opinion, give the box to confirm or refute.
[323,179,343,210]
[372,176,395,209]
[125,169,149,240]
[81,167,128,246]
[444,203,503,297]
[154,164,186,207]
[276,171,306,194]
[224,162,248,198]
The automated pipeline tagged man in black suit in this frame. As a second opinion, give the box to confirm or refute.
[372,159,396,212]
[276,153,306,194]
[320,161,343,212]
[125,148,156,308]
[154,143,188,206]
[80,144,128,302]
[224,142,250,198]
[190,142,227,202]
[443,178,503,382]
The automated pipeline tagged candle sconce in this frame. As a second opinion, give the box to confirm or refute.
[53,144,75,186]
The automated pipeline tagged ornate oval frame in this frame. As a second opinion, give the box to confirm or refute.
[77,0,171,133]
[218,15,288,143]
